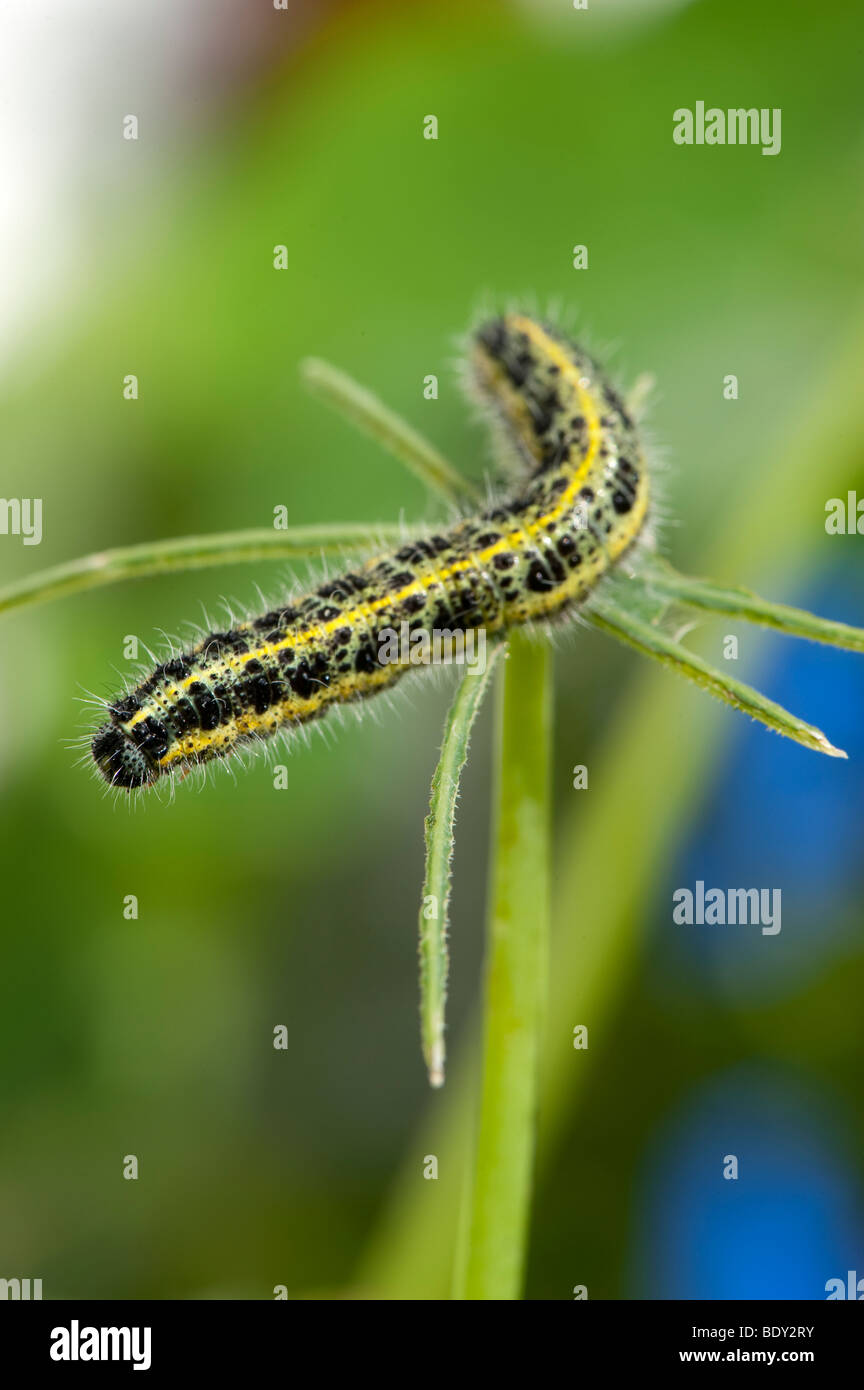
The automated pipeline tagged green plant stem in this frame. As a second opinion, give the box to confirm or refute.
[302,357,480,506]
[0,523,403,619]
[459,631,552,1300]
[420,643,504,1087]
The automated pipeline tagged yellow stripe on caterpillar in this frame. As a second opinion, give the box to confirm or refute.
[91,313,650,790]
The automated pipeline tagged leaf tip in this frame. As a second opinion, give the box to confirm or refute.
[812,729,848,759]
[427,1042,445,1089]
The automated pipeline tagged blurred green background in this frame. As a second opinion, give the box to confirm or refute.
[1,0,863,1299]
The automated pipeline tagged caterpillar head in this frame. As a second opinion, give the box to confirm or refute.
[91,721,160,790]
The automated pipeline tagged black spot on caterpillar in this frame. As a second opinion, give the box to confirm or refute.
[91,313,650,790]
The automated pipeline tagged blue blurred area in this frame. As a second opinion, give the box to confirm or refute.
[630,1067,864,1299]
[654,562,864,1000]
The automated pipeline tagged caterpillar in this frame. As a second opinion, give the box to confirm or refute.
[91,313,650,790]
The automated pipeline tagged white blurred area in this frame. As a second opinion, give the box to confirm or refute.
[0,0,696,370]
[0,0,313,370]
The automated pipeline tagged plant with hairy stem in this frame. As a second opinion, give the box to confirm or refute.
[3,342,862,1302]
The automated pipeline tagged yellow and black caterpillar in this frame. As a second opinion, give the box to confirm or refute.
[91,313,650,790]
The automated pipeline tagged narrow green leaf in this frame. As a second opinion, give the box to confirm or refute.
[639,555,864,653]
[302,357,479,506]
[1,362,471,624]
[588,594,846,758]
[420,641,504,1087]
[0,523,403,620]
